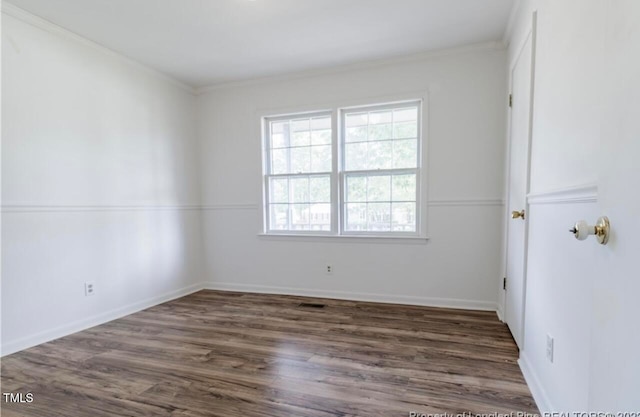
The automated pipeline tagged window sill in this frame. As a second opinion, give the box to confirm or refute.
[257,233,429,244]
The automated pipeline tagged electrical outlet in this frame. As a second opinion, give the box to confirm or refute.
[325,264,333,275]
[546,334,554,363]
[85,282,95,296]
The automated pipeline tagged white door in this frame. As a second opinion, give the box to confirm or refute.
[588,0,640,407]
[505,32,534,348]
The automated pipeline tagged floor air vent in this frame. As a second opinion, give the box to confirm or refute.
[297,303,326,309]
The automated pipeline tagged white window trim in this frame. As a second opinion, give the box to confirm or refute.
[262,110,334,236]
[259,93,429,240]
[339,100,423,237]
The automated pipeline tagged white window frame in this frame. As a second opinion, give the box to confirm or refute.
[261,97,427,240]
[339,100,423,237]
[262,110,336,235]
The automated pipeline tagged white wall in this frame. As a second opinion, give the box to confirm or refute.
[1,9,202,355]
[197,45,508,309]
[4,1,639,409]
[507,0,640,411]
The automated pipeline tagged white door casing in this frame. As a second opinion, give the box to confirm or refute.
[505,27,535,349]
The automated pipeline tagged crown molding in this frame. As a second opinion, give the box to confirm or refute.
[195,41,506,94]
[1,2,197,95]
[2,2,507,96]
[501,0,524,47]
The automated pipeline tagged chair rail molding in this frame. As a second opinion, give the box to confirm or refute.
[0,204,203,213]
[527,183,598,205]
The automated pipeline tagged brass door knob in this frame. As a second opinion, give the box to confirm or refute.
[511,209,526,220]
[569,216,610,245]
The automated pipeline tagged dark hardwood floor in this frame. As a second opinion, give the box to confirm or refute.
[1,290,538,416]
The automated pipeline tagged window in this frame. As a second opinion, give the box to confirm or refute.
[264,112,333,232]
[263,100,423,237]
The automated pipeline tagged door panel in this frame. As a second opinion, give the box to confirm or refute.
[505,33,533,348]
[588,0,640,407]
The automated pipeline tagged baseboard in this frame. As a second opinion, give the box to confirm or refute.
[518,352,554,413]
[1,282,205,357]
[2,281,497,356]
[203,282,498,311]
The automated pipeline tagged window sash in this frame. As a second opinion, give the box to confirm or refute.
[339,168,420,236]
[264,172,335,234]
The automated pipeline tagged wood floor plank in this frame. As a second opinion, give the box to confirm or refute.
[1,290,538,416]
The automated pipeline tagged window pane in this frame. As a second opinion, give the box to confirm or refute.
[271,133,286,149]
[311,129,331,145]
[345,112,368,127]
[270,178,289,203]
[290,117,311,156]
[392,202,416,232]
[367,175,391,202]
[393,121,417,139]
[271,121,289,148]
[291,119,310,132]
[311,116,330,130]
[271,121,286,133]
[290,177,309,203]
[310,203,331,230]
[367,203,391,231]
[368,123,393,141]
[269,204,289,230]
[344,142,368,171]
[392,139,417,169]
[345,203,367,231]
[271,121,287,133]
[394,107,418,123]
[291,131,311,146]
[310,145,331,172]
[346,126,367,142]
[367,141,393,169]
[369,110,392,125]
[310,176,331,203]
[290,147,310,173]
[392,174,416,201]
[291,131,311,147]
[346,176,366,202]
[271,149,288,174]
[291,204,310,230]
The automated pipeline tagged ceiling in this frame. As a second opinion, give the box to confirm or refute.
[6,0,516,88]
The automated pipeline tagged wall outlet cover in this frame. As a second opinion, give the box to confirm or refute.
[85,282,95,296]
[546,334,554,363]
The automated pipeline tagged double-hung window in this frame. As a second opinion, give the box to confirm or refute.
[264,112,334,232]
[263,99,423,238]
